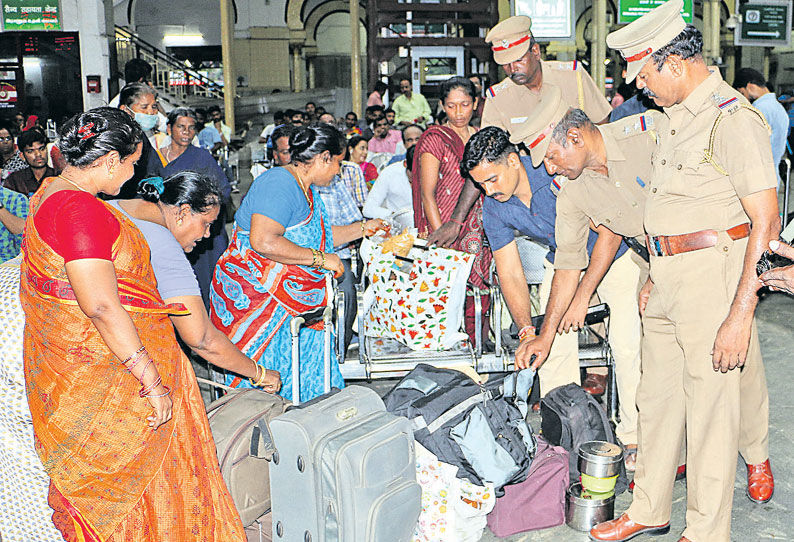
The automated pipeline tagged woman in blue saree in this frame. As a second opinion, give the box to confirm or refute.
[210,124,384,401]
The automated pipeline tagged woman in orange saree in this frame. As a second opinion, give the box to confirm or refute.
[20,108,245,541]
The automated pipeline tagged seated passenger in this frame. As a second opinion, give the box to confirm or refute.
[209,124,385,402]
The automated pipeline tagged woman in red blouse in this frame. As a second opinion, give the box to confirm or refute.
[20,107,245,541]
[411,76,493,345]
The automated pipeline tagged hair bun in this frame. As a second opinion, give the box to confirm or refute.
[137,176,165,202]
[289,127,316,156]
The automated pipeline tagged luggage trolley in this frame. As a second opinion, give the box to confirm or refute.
[508,234,619,424]
[337,239,514,381]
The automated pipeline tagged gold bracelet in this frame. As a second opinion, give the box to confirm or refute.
[319,250,326,268]
[309,248,320,268]
[360,220,366,237]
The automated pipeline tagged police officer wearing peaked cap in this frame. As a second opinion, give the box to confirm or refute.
[590,1,779,541]
[480,15,612,133]
[508,87,646,461]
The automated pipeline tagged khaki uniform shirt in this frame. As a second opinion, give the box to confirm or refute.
[645,70,777,236]
[554,112,660,269]
[482,61,612,132]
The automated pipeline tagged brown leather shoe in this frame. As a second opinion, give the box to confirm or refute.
[589,513,670,541]
[582,373,607,396]
[747,459,774,503]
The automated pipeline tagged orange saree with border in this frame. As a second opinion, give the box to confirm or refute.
[20,180,245,542]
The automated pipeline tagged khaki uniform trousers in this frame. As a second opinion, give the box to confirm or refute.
[538,250,643,444]
[627,234,767,542]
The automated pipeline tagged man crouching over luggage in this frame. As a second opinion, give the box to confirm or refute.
[459,123,642,456]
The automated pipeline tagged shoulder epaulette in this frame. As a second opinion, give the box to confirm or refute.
[708,91,742,115]
[486,79,510,98]
[547,60,579,71]
[550,175,569,196]
[612,112,657,140]
[702,93,770,176]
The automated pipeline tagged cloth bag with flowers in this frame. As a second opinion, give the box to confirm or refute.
[362,239,474,351]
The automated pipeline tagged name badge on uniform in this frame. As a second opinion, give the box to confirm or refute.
[511,116,528,124]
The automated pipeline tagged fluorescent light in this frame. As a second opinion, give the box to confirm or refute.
[163,34,204,46]
[23,58,41,67]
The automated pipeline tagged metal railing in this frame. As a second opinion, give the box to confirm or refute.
[115,25,224,102]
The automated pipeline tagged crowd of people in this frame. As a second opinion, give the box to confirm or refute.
[2,0,794,540]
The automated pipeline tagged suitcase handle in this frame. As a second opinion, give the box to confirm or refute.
[285,387,342,412]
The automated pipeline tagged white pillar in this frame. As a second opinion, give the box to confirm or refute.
[61,0,112,109]
[593,0,607,92]
[350,0,362,116]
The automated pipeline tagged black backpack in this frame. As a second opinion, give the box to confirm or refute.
[540,383,627,494]
[384,364,536,491]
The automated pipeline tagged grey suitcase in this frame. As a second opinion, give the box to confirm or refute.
[270,293,422,542]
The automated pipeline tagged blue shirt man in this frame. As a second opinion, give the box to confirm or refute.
[461,126,629,396]
[734,68,790,186]
[482,156,624,263]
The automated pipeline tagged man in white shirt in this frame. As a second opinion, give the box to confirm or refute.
[363,146,415,229]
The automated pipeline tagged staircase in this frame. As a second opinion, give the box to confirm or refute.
[114,25,224,107]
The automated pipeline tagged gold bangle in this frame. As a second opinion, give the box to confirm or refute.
[309,248,320,268]
[255,365,270,387]
[319,251,326,268]
[248,363,262,386]
[360,220,366,237]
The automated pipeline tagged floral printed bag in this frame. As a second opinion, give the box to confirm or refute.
[363,242,474,351]
[413,442,495,542]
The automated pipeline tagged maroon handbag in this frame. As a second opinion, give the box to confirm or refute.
[486,436,570,537]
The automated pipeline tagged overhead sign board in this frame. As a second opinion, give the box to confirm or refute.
[618,0,693,24]
[734,0,791,47]
[514,0,574,40]
[1,1,61,31]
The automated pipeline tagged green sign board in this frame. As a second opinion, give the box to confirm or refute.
[736,1,791,47]
[1,1,61,31]
[618,0,693,24]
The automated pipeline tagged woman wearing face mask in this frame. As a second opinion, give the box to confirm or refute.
[210,124,385,402]
[117,82,164,198]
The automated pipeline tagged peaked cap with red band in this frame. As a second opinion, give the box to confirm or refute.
[606,0,687,83]
[507,84,570,167]
[485,15,534,65]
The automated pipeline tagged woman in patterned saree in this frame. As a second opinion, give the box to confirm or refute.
[210,124,384,402]
[411,76,492,344]
[20,108,245,542]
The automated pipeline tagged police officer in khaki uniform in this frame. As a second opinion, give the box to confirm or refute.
[482,15,612,130]
[510,95,658,461]
[591,1,779,541]
[522,100,773,504]
[427,15,612,247]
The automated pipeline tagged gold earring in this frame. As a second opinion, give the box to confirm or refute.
[177,218,183,226]
[109,166,115,181]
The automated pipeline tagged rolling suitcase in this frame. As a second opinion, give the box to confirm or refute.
[270,291,422,542]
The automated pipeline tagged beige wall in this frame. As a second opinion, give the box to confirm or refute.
[234,28,292,91]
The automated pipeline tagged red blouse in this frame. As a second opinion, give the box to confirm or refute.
[34,190,121,263]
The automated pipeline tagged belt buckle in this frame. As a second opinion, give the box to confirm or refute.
[645,235,663,257]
